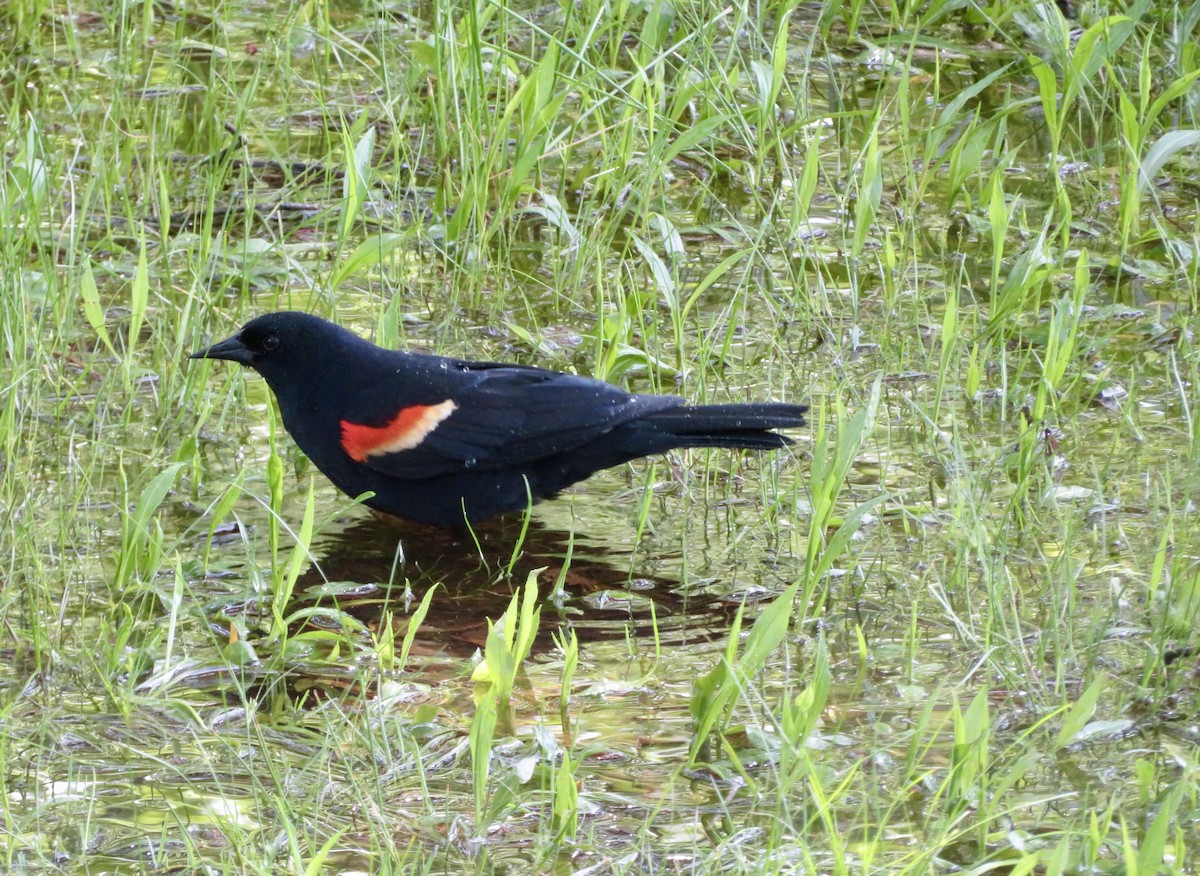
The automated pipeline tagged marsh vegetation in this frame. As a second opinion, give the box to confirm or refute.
[1,0,1199,872]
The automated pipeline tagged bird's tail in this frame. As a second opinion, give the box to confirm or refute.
[638,402,808,450]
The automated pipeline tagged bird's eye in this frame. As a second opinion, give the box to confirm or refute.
[262,334,280,351]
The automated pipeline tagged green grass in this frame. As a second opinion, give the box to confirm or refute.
[1,0,1200,872]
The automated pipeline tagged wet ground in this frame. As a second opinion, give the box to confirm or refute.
[2,1,1199,872]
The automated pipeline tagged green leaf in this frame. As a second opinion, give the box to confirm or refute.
[629,233,676,311]
[1055,673,1105,749]
[470,683,498,819]
[661,114,726,167]
[330,232,411,288]
[409,38,437,71]
[1137,129,1200,198]
[271,480,317,641]
[1138,784,1181,875]
[79,259,116,356]
[681,248,749,320]
[129,243,149,355]
[1145,69,1200,132]
[399,584,440,670]
[768,7,794,111]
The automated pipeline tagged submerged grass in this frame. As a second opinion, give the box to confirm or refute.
[1,0,1200,872]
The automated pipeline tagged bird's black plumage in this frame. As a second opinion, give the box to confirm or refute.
[190,312,806,529]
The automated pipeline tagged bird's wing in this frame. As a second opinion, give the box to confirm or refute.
[338,363,679,479]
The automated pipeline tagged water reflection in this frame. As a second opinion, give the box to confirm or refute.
[289,514,738,657]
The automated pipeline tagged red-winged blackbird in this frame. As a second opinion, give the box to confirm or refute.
[190,312,806,529]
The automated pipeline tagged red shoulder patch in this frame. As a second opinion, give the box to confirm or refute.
[340,400,458,462]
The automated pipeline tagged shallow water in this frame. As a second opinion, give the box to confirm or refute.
[3,1,1199,872]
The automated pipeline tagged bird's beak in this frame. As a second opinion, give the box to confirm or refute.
[189,332,253,365]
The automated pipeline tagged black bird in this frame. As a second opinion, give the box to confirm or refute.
[190,312,806,529]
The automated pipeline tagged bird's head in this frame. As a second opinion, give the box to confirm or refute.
[189,311,353,391]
